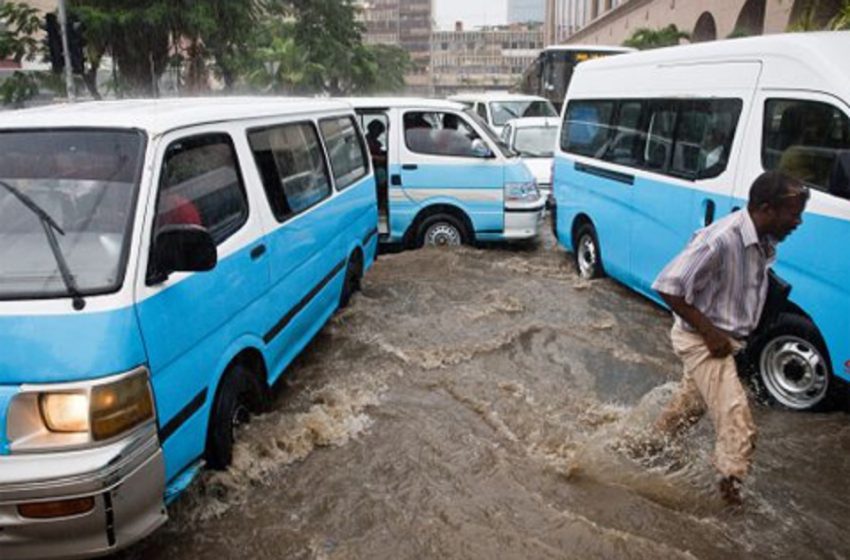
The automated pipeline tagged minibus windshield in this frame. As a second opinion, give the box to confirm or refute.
[514,126,559,157]
[489,101,557,126]
[0,129,146,301]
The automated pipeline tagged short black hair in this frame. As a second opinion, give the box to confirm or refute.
[748,170,808,209]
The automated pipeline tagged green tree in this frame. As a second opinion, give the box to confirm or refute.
[623,24,690,50]
[0,2,46,106]
[828,0,850,29]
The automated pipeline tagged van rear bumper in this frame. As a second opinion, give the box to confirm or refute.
[0,424,167,559]
[503,199,546,240]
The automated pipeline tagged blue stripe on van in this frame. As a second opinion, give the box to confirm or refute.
[554,154,850,384]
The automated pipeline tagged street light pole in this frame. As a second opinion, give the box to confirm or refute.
[57,0,75,101]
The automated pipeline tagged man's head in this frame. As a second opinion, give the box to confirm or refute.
[367,120,385,138]
[747,170,809,241]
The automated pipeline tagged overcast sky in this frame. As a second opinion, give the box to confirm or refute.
[434,0,508,30]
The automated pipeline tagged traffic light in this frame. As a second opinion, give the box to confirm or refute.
[67,13,85,75]
[43,13,64,73]
[42,11,86,75]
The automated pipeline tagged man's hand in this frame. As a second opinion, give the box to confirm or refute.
[658,292,734,358]
[702,327,734,358]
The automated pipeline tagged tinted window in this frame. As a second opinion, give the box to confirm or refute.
[601,100,645,166]
[644,103,677,171]
[319,116,368,190]
[561,100,615,157]
[476,103,488,121]
[248,122,332,221]
[671,99,742,179]
[404,111,485,158]
[763,99,850,196]
[156,133,247,245]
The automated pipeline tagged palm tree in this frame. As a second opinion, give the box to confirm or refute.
[622,24,690,50]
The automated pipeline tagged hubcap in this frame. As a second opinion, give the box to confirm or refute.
[425,223,461,247]
[759,335,828,409]
[577,234,597,279]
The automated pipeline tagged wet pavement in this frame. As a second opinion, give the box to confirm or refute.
[121,226,850,560]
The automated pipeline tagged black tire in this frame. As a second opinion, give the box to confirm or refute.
[339,252,363,308]
[573,223,604,279]
[749,313,840,411]
[416,213,469,248]
[206,363,266,470]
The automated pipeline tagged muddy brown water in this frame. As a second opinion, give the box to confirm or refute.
[121,228,850,560]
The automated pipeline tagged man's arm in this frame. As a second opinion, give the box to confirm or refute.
[658,292,734,358]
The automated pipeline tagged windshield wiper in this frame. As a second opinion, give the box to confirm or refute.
[0,180,86,310]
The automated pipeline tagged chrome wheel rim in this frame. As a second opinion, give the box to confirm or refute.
[425,223,462,247]
[759,335,829,409]
[577,233,597,279]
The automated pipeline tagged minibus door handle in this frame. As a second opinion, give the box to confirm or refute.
[704,199,716,226]
[250,244,266,260]
[402,164,418,170]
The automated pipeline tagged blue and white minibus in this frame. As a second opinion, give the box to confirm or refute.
[348,98,546,247]
[552,32,850,411]
[0,97,377,557]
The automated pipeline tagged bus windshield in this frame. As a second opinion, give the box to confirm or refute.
[0,130,146,301]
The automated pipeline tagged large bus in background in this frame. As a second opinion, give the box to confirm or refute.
[520,45,635,112]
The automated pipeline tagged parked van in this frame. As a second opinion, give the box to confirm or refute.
[500,116,561,200]
[349,97,545,247]
[0,97,377,557]
[448,92,558,136]
[552,33,850,411]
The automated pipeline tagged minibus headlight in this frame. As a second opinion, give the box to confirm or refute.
[39,393,90,433]
[7,367,155,451]
[90,371,154,441]
[505,181,540,202]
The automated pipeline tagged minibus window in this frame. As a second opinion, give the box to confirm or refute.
[562,100,615,157]
[601,101,645,166]
[319,116,368,190]
[156,133,248,245]
[763,99,850,197]
[404,111,493,158]
[0,129,145,300]
[248,122,332,221]
[671,99,742,180]
[644,104,677,171]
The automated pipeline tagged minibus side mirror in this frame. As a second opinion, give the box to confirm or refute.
[828,151,850,200]
[471,139,494,158]
[150,225,217,284]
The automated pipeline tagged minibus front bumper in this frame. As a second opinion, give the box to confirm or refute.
[503,198,547,240]
[0,423,167,559]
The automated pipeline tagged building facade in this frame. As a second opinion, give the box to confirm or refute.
[547,0,845,46]
[508,0,546,24]
[357,0,433,91]
[431,23,544,95]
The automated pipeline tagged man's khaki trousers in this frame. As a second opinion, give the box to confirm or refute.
[657,326,756,480]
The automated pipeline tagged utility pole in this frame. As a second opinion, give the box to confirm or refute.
[57,0,75,101]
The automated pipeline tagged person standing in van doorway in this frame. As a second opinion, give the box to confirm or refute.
[652,171,809,506]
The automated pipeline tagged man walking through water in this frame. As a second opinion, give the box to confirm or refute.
[652,171,808,505]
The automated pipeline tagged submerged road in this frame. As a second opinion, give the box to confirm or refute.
[122,226,850,560]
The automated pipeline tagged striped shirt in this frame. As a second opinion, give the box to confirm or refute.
[652,210,776,339]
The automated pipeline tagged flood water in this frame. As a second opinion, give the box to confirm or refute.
[122,226,850,560]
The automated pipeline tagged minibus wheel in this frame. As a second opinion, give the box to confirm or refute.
[340,251,363,308]
[574,223,603,279]
[206,364,265,470]
[751,313,837,411]
[417,214,467,248]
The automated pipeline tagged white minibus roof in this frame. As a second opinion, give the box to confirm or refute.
[570,32,850,98]
[345,97,466,111]
[0,97,353,135]
[448,93,550,103]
